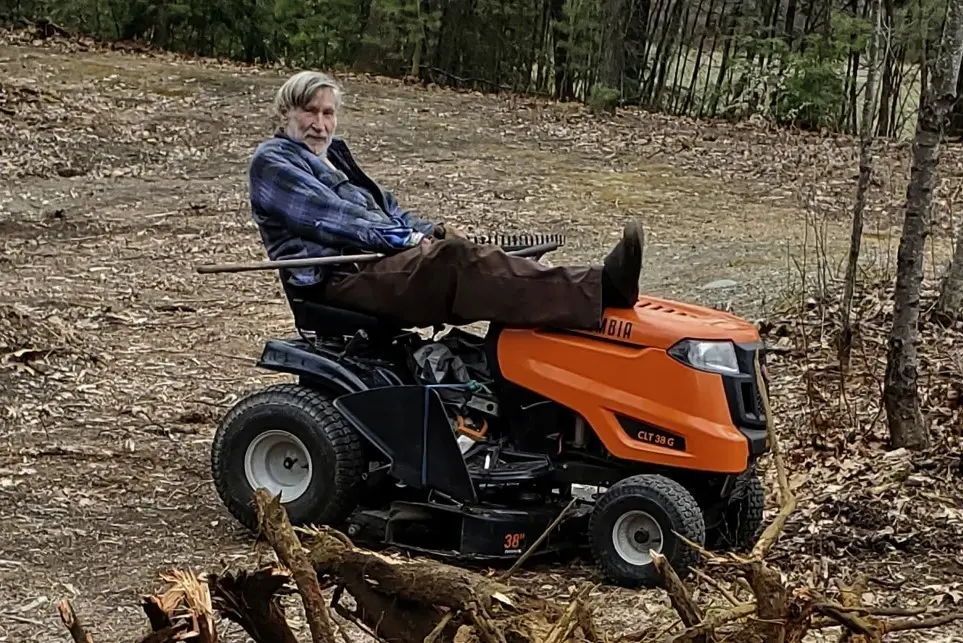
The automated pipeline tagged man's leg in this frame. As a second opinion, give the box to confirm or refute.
[320,222,644,330]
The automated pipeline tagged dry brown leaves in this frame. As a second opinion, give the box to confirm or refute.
[754,279,963,620]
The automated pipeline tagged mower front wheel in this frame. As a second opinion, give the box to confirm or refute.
[589,474,705,588]
[707,474,765,551]
[211,383,364,532]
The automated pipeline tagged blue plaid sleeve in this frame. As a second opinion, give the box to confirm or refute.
[249,147,423,251]
[382,188,436,236]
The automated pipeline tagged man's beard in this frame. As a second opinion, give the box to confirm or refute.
[285,124,328,155]
[306,134,329,156]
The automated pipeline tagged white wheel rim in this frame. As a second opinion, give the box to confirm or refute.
[244,430,313,502]
[612,510,664,566]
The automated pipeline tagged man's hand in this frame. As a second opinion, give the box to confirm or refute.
[441,222,469,239]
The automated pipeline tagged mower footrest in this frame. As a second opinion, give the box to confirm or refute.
[466,448,553,484]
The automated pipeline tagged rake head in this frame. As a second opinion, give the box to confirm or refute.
[469,233,566,252]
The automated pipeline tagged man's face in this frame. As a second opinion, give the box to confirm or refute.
[284,87,338,155]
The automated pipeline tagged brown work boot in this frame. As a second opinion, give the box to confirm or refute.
[602,221,644,308]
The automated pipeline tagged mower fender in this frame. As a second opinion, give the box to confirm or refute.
[257,339,367,395]
[334,385,478,504]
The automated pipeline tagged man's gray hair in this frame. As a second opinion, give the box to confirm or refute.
[273,70,343,117]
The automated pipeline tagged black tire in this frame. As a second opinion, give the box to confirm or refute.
[588,474,705,588]
[707,474,765,551]
[211,383,364,532]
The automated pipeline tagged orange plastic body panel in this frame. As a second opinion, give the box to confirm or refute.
[576,295,764,350]
[495,296,763,474]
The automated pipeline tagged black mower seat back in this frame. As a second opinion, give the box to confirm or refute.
[289,297,396,337]
[280,276,404,339]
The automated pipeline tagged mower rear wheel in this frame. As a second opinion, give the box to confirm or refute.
[708,474,765,551]
[589,474,705,588]
[211,383,364,532]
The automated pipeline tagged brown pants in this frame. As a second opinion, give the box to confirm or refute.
[314,238,603,330]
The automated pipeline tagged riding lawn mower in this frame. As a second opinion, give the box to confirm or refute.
[199,233,770,588]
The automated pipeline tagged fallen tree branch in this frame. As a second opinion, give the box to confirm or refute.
[299,523,605,642]
[544,585,593,643]
[303,525,520,614]
[749,349,796,561]
[502,496,578,579]
[333,564,442,641]
[469,604,508,643]
[253,488,340,643]
[689,567,741,606]
[651,551,708,641]
[331,597,390,642]
[56,600,94,643]
[670,602,756,642]
[880,612,963,633]
[834,576,872,643]
[136,628,186,643]
[47,545,961,643]
[423,610,456,643]
[811,598,963,638]
[821,605,929,617]
[816,604,880,641]
[137,570,217,643]
[208,567,299,643]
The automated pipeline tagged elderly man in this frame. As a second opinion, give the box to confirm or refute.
[247,70,644,330]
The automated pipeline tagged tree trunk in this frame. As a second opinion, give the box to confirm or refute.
[550,0,573,99]
[650,0,686,108]
[877,49,895,135]
[884,0,963,450]
[599,0,629,91]
[783,0,797,46]
[708,0,743,116]
[409,0,424,78]
[934,217,963,323]
[682,0,713,115]
[838,0,882,368]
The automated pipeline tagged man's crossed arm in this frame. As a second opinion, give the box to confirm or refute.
[249,147,432,253]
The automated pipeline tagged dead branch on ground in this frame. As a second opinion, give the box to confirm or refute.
[208,567,300,643]
[49,366,962,643]
[53,520,602,643]
[253,488,338,643]
[300,520,605,642]
[633,352,963,643]
[56,600,94,643]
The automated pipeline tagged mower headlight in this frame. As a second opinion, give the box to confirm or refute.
[668,339,741,375]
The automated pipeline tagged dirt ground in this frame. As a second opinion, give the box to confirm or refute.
[1,32,962,642]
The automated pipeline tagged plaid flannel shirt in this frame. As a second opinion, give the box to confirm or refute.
[248,132,436,286]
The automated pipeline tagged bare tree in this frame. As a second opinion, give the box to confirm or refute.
[884,0,963,450]
[839,0,884,369]
[599,0,630,92]
[933,197,963,324]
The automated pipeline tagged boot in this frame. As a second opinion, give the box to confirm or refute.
[601,221,644,308]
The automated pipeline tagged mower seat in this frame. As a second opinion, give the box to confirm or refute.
[279,273,403,339]
[289,297,398,338]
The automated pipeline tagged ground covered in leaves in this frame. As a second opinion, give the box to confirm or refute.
[1,27,962,642]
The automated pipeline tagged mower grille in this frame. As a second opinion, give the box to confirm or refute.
[739,345,769,423]
[739,380,766,424]
[722,343,769,457]
[753,383,766,418]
